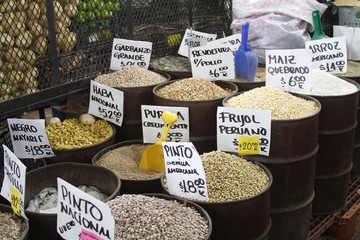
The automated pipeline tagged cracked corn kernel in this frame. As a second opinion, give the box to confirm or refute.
[224,86,319,120]
[155,78,233,101]
[46,118,113,150]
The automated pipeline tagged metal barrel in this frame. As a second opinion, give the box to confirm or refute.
[115,70,171,142]
[161,161,272,240]
[92,139,163,194]
[224,93,321,240]
[349,77,360,180]
[311,79,359,215]
[153,80,238,154]
[24,162,121,240]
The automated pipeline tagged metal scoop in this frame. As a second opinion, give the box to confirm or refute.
[139,111,178,172]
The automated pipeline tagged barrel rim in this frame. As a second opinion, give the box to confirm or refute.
[152,79,239,103]
[112,69,171,89]
[222,90,322,123]
[25,162,121,217]
[91,139,162,182]
[160,159,273,206]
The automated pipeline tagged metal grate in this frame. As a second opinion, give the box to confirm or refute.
[0,0,232,107]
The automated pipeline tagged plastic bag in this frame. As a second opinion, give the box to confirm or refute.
[230,0,327,64]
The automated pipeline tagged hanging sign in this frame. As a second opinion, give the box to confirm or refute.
[178,29,217,57]
[163,142,208,201]
[141,105,190,143]
[110,38,152,70]
[7,118,54,159]
[265,49,312,94]
[89,80,124,126]
[57,178,115,240]
[0,145,27,218]
[189,43,235,80]
[207,33,242,52]
[217,107,272,156]
[305,36,347,74]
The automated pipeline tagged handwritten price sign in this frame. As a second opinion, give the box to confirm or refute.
[163,142,208,201]
[190,44,235,80]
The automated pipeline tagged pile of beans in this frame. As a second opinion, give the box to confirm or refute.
[94,144,163,180]
[0,212,26,240]
[155,78,233,101]
[224,86,319,120]
[107,194,209,240]
[95,66,168,88]
[200,151,270,202]
[46,118,113,150]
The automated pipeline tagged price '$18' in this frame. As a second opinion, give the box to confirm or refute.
[179,178,207,198]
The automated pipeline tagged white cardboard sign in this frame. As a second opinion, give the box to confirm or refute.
[207,33,242,52]
[7,118,54,159]
[89,80,124,126]
[141,105,190,143]
[217,107,272,156]
[189,43,235,80]
[305,36,347,74]
[110,38,152,70]
[1,145,27,218]
[265,49,312,94]
[57,178,115,240]
[178,29,217,57]
[163,142,208,201]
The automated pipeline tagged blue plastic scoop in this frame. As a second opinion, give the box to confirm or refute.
[235,22,258,82]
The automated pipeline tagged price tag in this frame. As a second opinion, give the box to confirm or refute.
[57,178,115,240]
[178,29,217,57]
[7,118,55,159]
[238,136,260,155]
[1,145,27,219]
[265,49,312,94]
[207,33,242,52]
[141,105,190,143]
[110,38,152,70]
[189,43,235,80]
[305,36,347,74]
[217,107,271,156]
[10,186,21,216]
[163,142,208,201]
[88,80,124,126]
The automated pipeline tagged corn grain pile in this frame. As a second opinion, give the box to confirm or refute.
[46,118,113,149]
[224,86,319,120]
